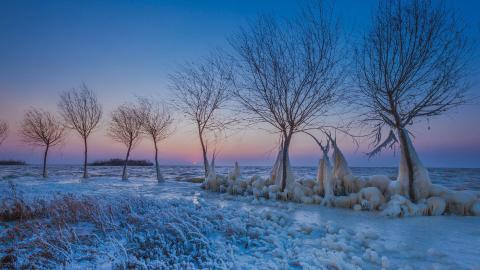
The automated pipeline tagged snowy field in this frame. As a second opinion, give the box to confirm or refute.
[1,165,479,269]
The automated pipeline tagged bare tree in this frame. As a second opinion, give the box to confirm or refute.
[20,109,65,178]
[170,54,232,178]
[137,97,174,182]
[0,120,7,146]
[108,104,144,180]
[355,0,471,201]
[231,3,344,192]
[58,84,102,178]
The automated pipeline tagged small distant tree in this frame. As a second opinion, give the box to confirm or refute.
[108,104,144,180]
[137,97,174,182]
[0,120,7,146]
[355,0,471,200]
[170,54,232,178]
[231,3,344,192]
[20,109,65,178]
[58,84,102,178]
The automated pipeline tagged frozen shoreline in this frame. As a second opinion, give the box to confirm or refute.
[1,175,479,269]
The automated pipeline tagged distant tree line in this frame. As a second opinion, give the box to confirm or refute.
[89,159,153,167]
[0,160,26,166]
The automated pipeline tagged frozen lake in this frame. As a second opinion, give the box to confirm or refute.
[2,164,480,191]
[1,165,479,269]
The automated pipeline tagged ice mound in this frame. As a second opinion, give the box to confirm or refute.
[397,130,432,200]
[201,142,479,217]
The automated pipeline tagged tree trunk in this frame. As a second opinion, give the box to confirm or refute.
[154,139,163,182]
[83,136,88,178]
[198,132,209,178]
[42,144,49,178]
[388,90,416,201]
[397,128,416,201]
[122,143,132,180]
[280,133,292,192]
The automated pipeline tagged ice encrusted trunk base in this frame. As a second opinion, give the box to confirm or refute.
[201,138,480,216]
[397,129,431,201]
[270,145,295,192]
[332,142,352,196]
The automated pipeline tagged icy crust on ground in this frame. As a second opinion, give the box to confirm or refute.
[202,143,480,217]
[1,186,414,270]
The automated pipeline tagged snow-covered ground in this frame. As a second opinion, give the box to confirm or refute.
[1,166,479,269]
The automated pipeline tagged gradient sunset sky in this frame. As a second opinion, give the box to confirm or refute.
[0,0,479,167]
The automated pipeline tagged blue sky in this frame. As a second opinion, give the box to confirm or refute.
[0,0,479,167]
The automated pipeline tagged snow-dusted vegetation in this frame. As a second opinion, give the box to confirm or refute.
[0,184,233,268]
[0,172,478,269]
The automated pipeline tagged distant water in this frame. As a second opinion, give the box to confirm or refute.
[1,165,479,191]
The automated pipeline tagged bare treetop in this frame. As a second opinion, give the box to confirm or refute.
[108,104,144,148]
[356,0,470,138]
[0,120,7,146]
[58,83,103,138]
[170,54,232,133]
[20,108,65,148]
[137,97,174,143]
[231,5,343,134]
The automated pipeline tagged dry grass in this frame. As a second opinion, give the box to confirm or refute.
[0,181,233,269]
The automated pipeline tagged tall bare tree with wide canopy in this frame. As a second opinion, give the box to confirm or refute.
[58,84,102,178]
[231,3,344,192]
[137,97,174,182]
[170,54,232,178]
[0,120,7,146]
[20,108,65,178]
[355,0,471,201]
[108,103,144,180]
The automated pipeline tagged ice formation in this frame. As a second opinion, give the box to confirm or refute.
[358,187,385,210]
[397,129,432,200]
[229,161,241,180]
[270,145,295,190]
[203,156,221,192]
[201,137,480,217]
[319,156,334,200]
[331,140,352,195]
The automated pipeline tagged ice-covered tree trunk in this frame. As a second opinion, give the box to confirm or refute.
[331,143,352,195]
[204,156,219,191]
[271,145,294,191]
[397,128,431,201]
[280,134,293,192]
[207,157,216,180]
[332,144,351,180]
[316,157,330,197]
[122,143,132,181]
[153,140,164,182]
[319,156,334,199]
[197,126,210,179]
[270,147,282,185]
